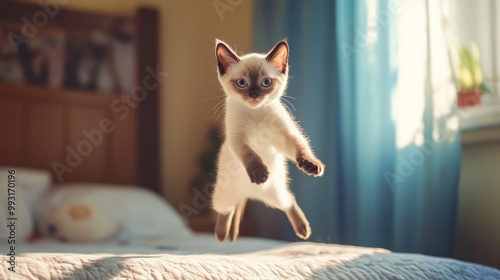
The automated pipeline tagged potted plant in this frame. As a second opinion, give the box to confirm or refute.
[456,43,491,108]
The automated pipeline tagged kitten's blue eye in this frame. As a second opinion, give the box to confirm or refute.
[261,78,272,87]
[235,78,247,88]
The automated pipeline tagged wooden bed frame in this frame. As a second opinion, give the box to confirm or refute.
[0,2,160,193]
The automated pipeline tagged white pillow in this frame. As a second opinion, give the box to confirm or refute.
[0,169,34,242]
[7,168,51,216]
[37,184,193,241]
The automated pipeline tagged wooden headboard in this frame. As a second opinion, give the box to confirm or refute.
[0,2,160,193]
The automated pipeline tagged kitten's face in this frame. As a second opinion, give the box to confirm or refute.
[215,39,289,108]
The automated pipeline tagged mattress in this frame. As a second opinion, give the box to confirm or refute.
[1,234,499,279]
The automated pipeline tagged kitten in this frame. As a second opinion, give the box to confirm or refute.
[212,39,325,242]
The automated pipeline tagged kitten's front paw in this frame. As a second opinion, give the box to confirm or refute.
[246,163,269,184]
[296,155,325,177]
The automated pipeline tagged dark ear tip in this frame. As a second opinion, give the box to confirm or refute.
[276,40,289,51]
[278,38,289,47]
[216,42,224,50]
[215,39,227,51]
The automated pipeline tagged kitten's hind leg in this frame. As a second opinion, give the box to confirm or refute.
[285,200,311,240]
[229,199,247,242]
[215,210,234,242]
[258,188,312,240]
[212,177,242,242]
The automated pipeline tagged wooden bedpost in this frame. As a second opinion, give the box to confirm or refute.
[136,8,161,194]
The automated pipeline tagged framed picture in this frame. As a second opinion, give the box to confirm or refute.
[0,15,135,94]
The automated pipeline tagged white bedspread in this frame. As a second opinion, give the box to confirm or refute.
[1,234,499,279]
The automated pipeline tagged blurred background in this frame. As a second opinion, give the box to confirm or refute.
[0,0,499,269]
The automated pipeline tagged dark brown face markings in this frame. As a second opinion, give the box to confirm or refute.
[248,67,261,98]
[248,66,260,87]
[229,65,280,102]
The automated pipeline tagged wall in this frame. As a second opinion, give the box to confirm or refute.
[454,127,500,268]
[20,0,254,207]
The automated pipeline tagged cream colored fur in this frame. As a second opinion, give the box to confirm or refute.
[212,39,325,242]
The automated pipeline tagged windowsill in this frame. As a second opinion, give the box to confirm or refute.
[459,95,500,145]
[459,98,500,131]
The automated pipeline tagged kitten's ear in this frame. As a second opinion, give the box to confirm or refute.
[266,40,289,74]
[216,39,240,75]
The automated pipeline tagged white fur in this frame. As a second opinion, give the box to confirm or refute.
[212,100,297,214]
[212,42,322,217]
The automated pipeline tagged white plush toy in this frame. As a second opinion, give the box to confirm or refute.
[44,203,120,243]
[37,184,193,242]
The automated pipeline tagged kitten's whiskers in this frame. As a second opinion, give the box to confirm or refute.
[214,106,226,123]
[281,98,296,111]
[212,99,226,120]
[280,97,295,116]
[202,95,225,102]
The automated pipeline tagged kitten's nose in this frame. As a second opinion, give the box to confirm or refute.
[249,88,260,99]
[249,92,260,99]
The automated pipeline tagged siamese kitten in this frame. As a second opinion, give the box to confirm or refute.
[212,39,325,242]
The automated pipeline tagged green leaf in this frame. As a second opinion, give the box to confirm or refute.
[479,82,493,95]
[472,65,483,86]
[457,43,483,89]
[470,42,480,62]
[460,68,473,90]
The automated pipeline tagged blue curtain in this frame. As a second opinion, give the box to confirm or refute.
[253,0,461,257]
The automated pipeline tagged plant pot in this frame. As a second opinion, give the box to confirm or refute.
[457,89,482,108]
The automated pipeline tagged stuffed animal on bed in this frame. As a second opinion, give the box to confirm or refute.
[44,203,120,243]
[37,184,193,243]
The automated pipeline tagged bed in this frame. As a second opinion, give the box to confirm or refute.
[1,235,498,280]
[0,2,499,280]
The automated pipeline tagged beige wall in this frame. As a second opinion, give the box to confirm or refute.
[158,1,254,207]
[21,0,254,206]
[455,127,500,268]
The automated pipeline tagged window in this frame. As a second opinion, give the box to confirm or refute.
[450,0,500,131]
